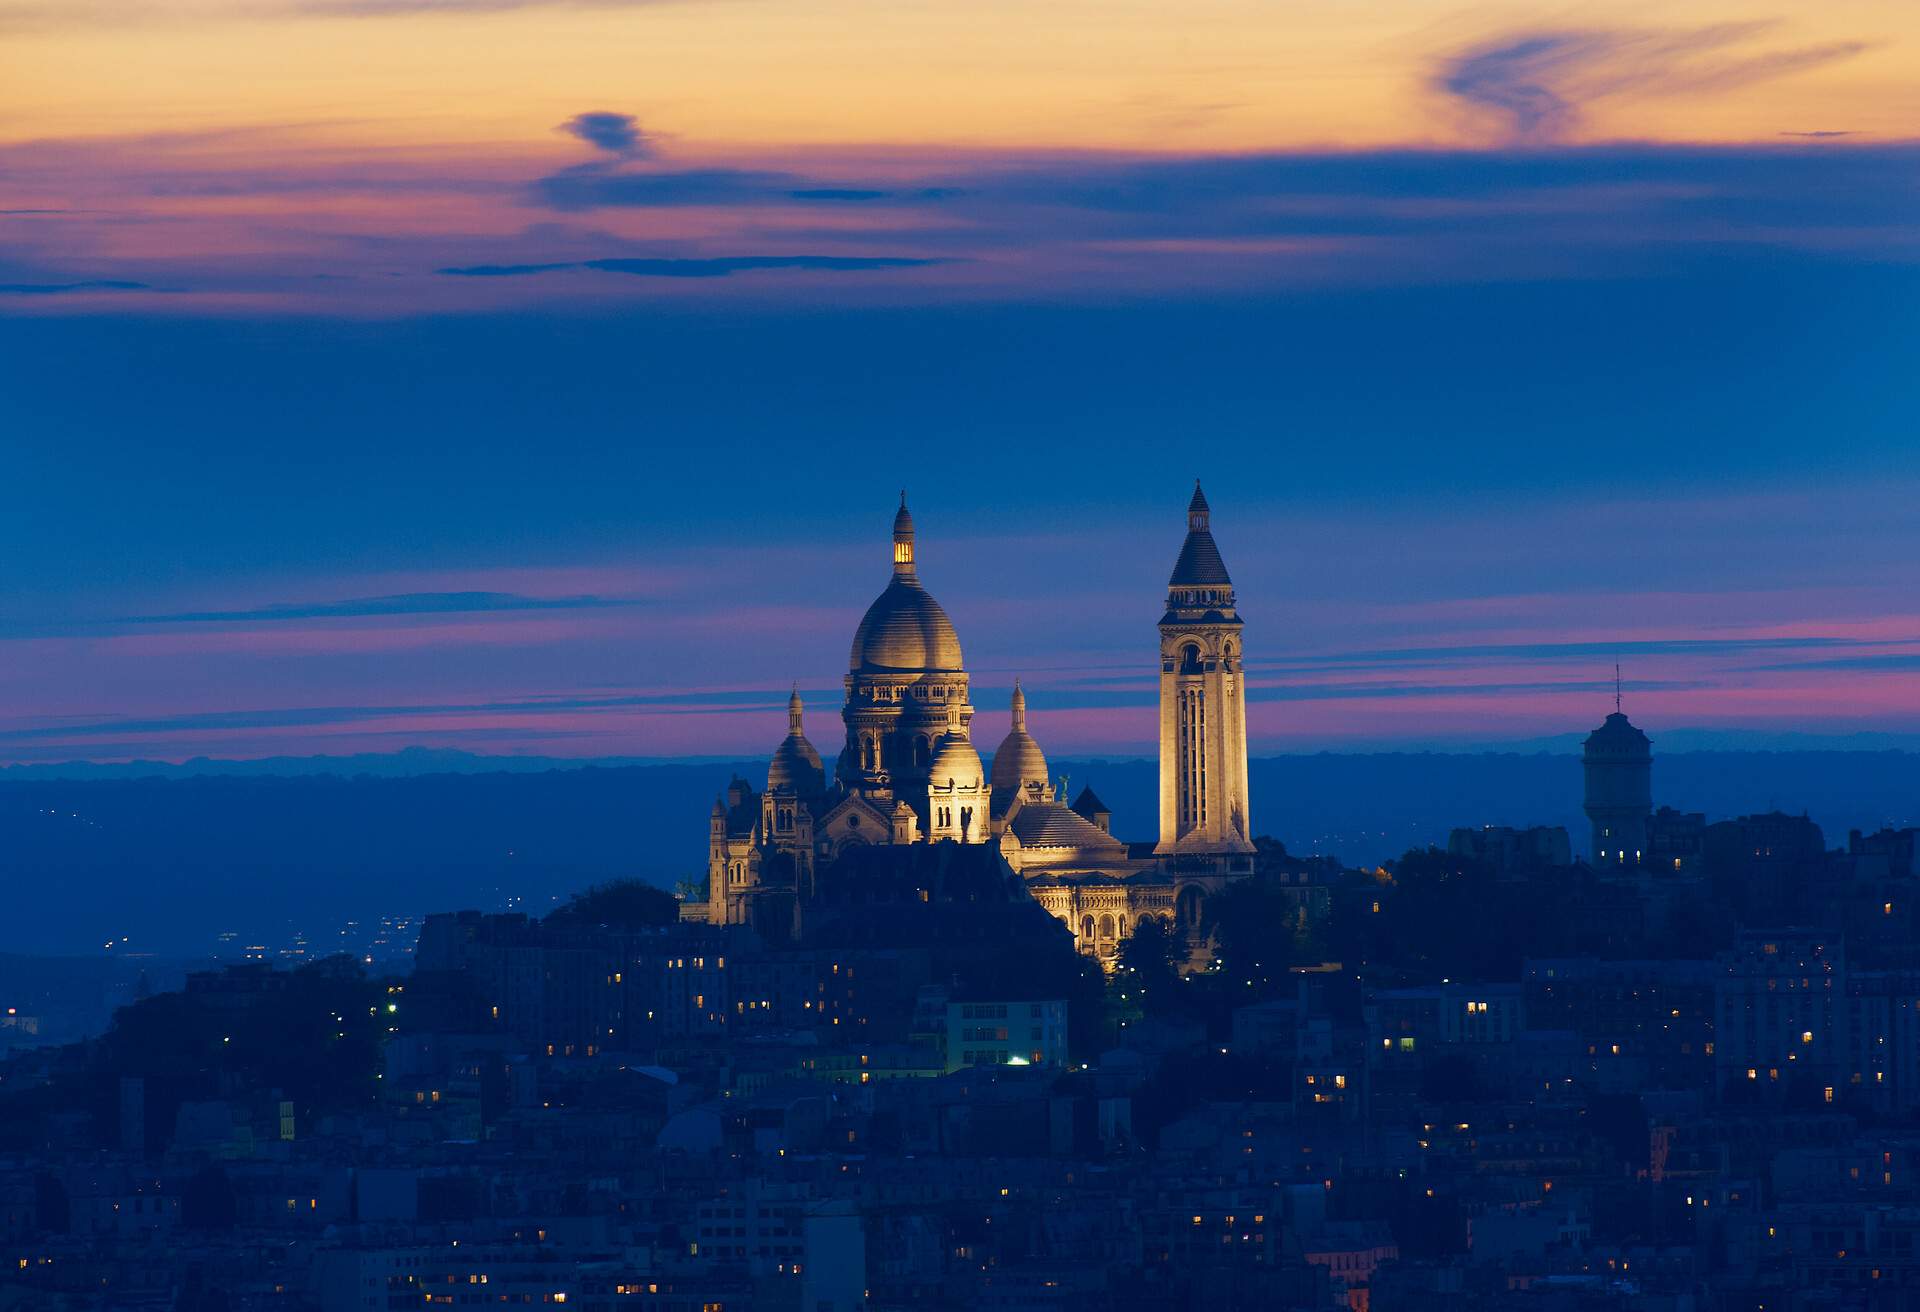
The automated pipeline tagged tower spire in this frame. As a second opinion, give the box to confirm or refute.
[891,493,916,576]
[1010,679,1026,732]
[1188,479,1210,532]
[1615,662,1622,714]
[788,683,804,734]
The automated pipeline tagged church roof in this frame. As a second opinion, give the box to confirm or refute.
[1169,527,1232,587]
[1009,802,1126,852]
[1168,483,1231,588]
[1070,785,1109,817]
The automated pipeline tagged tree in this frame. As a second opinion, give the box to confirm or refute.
[101,956,385,1140]
[1201,877,1301,1000]
[1116,915,1182,1010]
[546,879,679,930]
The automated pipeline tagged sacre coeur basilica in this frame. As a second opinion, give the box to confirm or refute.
[696,485,1257,964]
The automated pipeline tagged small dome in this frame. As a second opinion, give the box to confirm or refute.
[928,726,985,791]
[849,576,965,672]
[768,687,825,797]
[768,736,825,796]
[990,681,1049,794]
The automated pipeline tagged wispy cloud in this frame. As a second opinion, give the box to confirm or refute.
[1436,24,1869,141]
[0,0,688,27]
[438,255,948,278]
[7,122,1919,310]
[531,159,966,211]
[0,279,150,295]
[120,591,631,624]
[0,686,801,744]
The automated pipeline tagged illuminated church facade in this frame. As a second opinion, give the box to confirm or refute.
[702,485,1256,962]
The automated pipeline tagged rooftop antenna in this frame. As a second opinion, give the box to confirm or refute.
[1614,662,1622,714]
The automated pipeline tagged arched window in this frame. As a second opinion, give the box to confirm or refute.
[1080,916,1095,941]
[1098,914,1115,940]
[1181,643,1203,674]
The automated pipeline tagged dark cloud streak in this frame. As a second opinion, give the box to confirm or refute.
[559,111,652,159]
[0,280,150,295]
[1435,24,1868,141]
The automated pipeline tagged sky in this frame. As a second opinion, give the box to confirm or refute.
[2,0,1918,766]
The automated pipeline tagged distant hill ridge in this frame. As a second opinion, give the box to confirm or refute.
[2,751,1914,956]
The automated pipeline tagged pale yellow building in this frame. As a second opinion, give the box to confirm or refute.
[704,487,1257,962]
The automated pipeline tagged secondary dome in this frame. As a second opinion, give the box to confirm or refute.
[848,494,965,673]
[767,687,825,797]
[928,725,985,791]
[990,681,1049,795]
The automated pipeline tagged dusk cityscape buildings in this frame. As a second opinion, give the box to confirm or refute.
[0,486,1916,1311]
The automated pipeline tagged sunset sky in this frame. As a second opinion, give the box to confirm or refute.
[3,0,1917,765]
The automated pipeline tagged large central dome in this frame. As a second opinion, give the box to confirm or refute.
[850,577,965,672]
[847,496,964,673]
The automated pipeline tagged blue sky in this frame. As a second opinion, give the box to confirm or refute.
[3,0,1918,764]
[5,251,1919,764]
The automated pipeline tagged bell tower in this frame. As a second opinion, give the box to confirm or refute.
[1155,483,1254,855]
